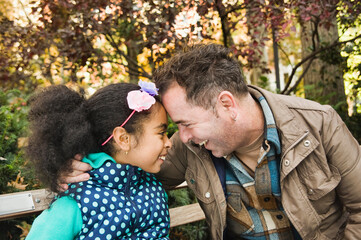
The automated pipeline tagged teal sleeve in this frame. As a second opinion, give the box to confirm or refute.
[26,196,83,240]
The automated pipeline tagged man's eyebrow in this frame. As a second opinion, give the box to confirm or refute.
[173,120,186,125]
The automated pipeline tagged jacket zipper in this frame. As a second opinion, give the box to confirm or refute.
[280,130,310,239]
[126,168,141,236]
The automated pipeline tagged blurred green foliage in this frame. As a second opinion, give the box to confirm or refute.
[0,89,39,240]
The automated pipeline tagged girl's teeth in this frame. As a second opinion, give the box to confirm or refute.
[159,156,166,160]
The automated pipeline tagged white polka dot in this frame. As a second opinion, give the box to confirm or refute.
[82,207,88,213]
[84,198,89,203]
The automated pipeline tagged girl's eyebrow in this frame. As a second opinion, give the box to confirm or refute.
[155,123,168,130]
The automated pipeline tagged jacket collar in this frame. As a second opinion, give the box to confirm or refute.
[248,86,320,180]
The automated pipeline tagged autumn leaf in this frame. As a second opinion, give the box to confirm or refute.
[7,171,28,190]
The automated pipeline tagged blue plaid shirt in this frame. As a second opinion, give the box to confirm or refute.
[224,90,300,240]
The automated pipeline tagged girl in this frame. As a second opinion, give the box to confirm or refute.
[26,81,172,239]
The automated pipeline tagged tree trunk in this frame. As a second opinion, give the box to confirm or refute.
[300,18,346,106]
[126,41,140,84]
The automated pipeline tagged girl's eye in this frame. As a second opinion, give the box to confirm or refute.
[159,131,167,136]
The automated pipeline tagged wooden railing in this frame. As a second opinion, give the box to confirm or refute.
[0,182,205,228]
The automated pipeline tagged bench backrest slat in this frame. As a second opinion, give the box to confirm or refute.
[0,183,205,228]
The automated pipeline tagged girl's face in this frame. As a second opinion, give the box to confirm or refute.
[126,104,172,173]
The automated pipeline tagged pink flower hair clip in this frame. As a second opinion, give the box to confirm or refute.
[101,80,159,146]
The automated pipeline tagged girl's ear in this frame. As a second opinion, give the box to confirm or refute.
[112,127,131,152]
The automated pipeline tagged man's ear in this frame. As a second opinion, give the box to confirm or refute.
[112,127,131,151]
[217,91,238,120]
[218,91,236,109]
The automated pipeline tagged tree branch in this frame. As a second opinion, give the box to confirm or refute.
[103,31,152,79]
[284,56,315,95]
[281,33,361,94]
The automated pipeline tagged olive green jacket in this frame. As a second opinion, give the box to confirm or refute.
[156,86,361,240]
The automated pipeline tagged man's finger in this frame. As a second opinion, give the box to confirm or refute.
[71,160,92,172]
[58,183,69,192]
[74,154,83,161]
[62,173,90,184]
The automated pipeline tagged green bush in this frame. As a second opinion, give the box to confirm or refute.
[167,188,209,240]
[0,89,39,239]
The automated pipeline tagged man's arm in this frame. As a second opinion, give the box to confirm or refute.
[61,134,189,190]
[323,108,361,239]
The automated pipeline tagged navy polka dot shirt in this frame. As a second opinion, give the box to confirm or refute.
[62,153,170,239]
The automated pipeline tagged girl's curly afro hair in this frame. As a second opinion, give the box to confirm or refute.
[27,83,159,193]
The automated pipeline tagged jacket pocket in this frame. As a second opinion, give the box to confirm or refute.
[300,164,341,215]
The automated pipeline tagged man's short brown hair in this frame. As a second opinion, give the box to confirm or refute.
[153,43,248,109]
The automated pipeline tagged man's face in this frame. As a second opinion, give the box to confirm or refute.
[162,83,238,157]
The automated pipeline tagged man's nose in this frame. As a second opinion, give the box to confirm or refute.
[178,126,192,143]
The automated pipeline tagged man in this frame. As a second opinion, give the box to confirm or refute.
[68,44,361,239]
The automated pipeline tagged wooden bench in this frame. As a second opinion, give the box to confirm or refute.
[0,183,205,228]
